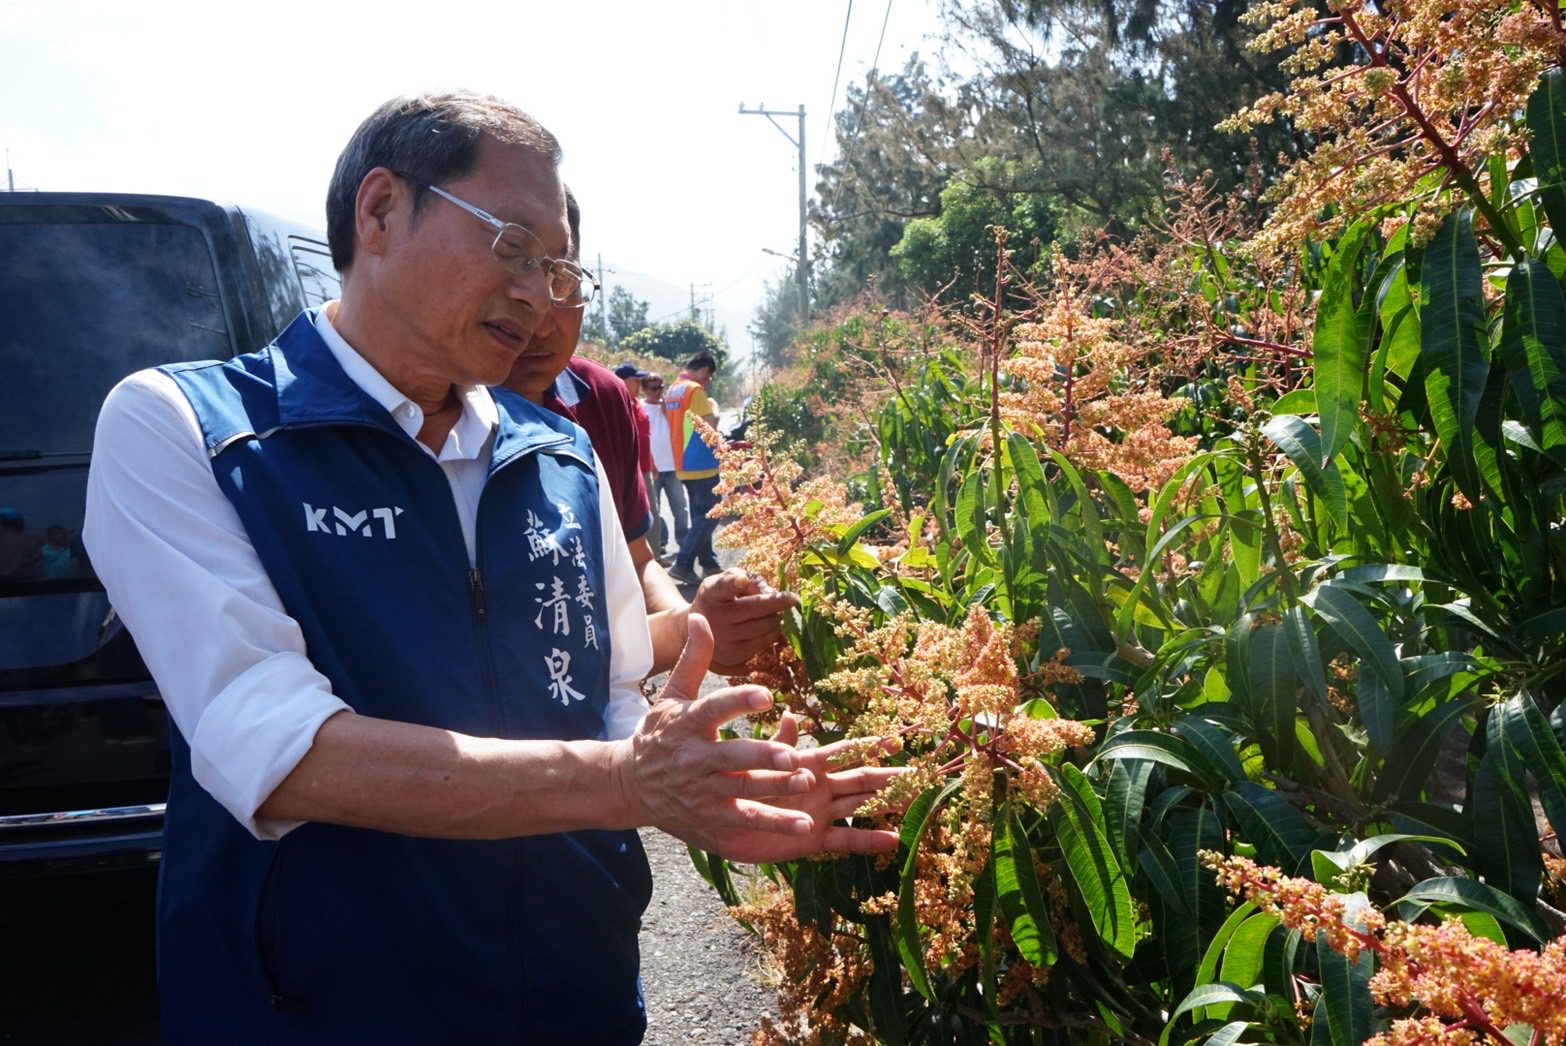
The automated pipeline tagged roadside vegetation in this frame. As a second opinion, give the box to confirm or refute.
[696,2,1566,1043]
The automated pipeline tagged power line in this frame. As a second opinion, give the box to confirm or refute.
[819,0,856,164]
[852,0,896,139]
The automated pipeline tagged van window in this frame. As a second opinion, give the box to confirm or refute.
[0,220,230,455]
[289,240,341,307]
[0,219,228,655]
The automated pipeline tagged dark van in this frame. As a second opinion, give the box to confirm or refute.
[0,192,340,877]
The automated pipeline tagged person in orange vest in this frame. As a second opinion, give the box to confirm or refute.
[663,352,722,586]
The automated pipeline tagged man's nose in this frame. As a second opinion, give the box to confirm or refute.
[506,262,555,316]
[530,301,561,339]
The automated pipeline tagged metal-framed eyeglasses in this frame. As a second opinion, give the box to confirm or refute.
[397,173,597,307]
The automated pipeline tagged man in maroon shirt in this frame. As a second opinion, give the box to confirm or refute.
[501,191,793,675]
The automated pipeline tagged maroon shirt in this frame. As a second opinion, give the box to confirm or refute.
[542,357,654,542]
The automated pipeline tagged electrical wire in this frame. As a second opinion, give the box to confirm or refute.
[854,0,895,138]
[819,0,856,164]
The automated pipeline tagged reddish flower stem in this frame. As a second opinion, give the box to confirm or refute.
[1338,8,1525,258]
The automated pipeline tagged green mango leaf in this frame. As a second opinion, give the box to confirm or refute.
[1203,1022,1254,1046]
[1498,259,1566,454]
[1166,981,1266,1026]
[1215,457,1261,588]
[1225,782,1316,872]
[1247,624,1298,773]
[995,799,1058,967]
[1106,759,1154,870]
[1528,68,1566,241]
[1317,914,1375,1046]
[835,508,893,557]
[972,855,1003,1031]
[1173,715,1248,787]
[864,906,912,1044]
[1498,691,1566,840]
[1473,735,1544,904]
[1282,604,1328,713]
[1300,584,1404,702]
[1397,877,1551,944]
[1357,671,1395,750]
[1095,729,1224,790]
[1377,257,1421,376]
[1372,697,1471,805]
[1052,764,1137,961]
[1314,221,1373,465]
[1420,210,1493,503]
[1262,415,1347,527]
[1192,901,1259,1002]
[1312,833,1469,885]
[895,778,964,999]
[1218,913,1281,1017]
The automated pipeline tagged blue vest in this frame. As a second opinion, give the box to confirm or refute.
[155,313,651,1044]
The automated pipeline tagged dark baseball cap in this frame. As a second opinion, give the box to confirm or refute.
[614,363,652,379]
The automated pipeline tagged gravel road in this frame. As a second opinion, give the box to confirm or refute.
[638,828,777,1045]
[637,558,782,1046]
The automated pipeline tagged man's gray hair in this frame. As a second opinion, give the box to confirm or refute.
[326,91,562,273]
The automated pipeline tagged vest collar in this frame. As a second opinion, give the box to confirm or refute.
[268,311,575,468]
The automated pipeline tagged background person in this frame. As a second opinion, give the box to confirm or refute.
[640,372,687,563]
[664,352,722,586]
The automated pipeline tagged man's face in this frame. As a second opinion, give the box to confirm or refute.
[371,136,569,389]
[503,292,584,402]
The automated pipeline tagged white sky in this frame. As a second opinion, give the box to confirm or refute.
[0,0,944,358]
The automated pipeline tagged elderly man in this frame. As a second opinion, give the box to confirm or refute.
[83,92,895,1043]
[503,191,794,675]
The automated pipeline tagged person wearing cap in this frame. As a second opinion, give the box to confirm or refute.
[613,363,657,489]
[82,92,898,1042]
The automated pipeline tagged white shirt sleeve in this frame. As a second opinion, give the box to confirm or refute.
[594,454,652,740]
[83,370,652,840]
[83,370,350,841]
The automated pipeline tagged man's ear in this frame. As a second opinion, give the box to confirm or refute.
[354,167,403,260]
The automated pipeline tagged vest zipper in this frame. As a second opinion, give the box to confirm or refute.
[468,568,487,621]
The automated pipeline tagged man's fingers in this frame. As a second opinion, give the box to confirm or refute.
[770,711,799,748]
[682,683,780,737]
[723,799,812,837]
[692,568,756,602]
[819,825,901,854]
[694,734,799,773]
[726,768,816,798]
[660,612,715,702]
[823,766,904,795]
[713,615,784,645]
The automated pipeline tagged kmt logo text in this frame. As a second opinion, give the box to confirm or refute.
[304,503,405,539]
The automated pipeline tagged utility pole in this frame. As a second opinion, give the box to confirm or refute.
[689,283,714,331]
[596,252,609,337]
[739,103,808,325]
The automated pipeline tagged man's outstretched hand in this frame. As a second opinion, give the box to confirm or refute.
[613,613,899,864]
[691,570,799,676]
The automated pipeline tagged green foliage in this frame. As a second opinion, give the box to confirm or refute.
[713,50,1566,1046]
[604,285,650,344]
[619,319,729,373]
[891,158,1058,304]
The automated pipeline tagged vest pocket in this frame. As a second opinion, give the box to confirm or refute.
[253,843,304,1013]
